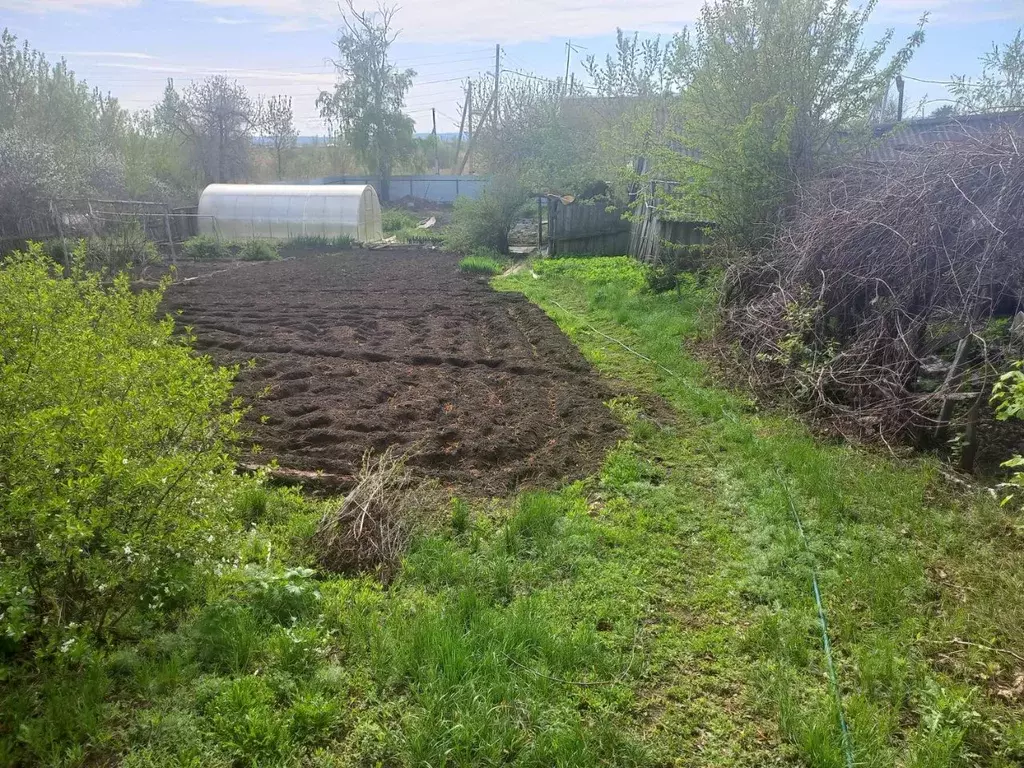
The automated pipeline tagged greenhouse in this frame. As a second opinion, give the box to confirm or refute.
[197,184,384,242]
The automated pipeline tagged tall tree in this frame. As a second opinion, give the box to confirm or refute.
[260,95,297,180]
[655,0,925,247]
[317,1,415,201]
[0,29,129,235]
[949,30,1024,113]
[156,76,258,185]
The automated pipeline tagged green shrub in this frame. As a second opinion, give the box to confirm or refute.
[0,244,243,653]
[444,179,529,254]
[285,234,356,250]
[183,234,230,261]
[89,222,160,271]
[41,238,72,264]
[382,208,419,233]
[458,254,504,275]
[235,239,280,261]
[646,245,711,293]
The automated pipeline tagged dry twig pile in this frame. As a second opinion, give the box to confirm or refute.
[723,130,1024,447]
[313,447,418,581]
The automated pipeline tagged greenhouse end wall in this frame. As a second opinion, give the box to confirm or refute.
[197,184,384,242]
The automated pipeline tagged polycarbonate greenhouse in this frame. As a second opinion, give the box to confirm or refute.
[197,184,384,242]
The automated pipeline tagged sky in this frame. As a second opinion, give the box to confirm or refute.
[2,0,1023,135]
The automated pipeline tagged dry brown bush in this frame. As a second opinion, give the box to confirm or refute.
[722,128,1024,449]
[313,447,424,581]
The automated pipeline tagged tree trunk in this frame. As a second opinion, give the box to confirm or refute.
[379,162,390,204]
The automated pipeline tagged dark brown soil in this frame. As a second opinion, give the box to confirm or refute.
[163,249,622,493]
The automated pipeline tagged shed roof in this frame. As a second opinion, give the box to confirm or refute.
[867,110,1024,163]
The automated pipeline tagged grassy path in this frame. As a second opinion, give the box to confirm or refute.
[497,258,1024,768]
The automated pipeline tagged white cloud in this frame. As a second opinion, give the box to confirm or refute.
[9,0,1019,38]
[181,0,1024,42]
[93,59,336,86]
[877,0,1024,24]
[64,50,155,59]
[0,0,137,10]
[187,0,707,43]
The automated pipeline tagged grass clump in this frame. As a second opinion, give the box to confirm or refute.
[395,227,445,245]
[285,234,356,250]
[40,224,159,272]
[382,208,420,233]
[458,253,504,275]
[235,239,280,261]
[182,234,230,260]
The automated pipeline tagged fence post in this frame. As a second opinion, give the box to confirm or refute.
[537,196,543,248]
[164,205,177,262]
[50,200,70,270]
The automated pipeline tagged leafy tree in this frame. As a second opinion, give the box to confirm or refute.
[318,1,415,201]
[0,29,129,236]
[651,0,925,248]
[119,108,202,203]
[470,72,601,193]
[583,29,684,97]
[949,29,1024,113]
[260,95,298,180]
[0,244,242,653]
[156,75,259,184]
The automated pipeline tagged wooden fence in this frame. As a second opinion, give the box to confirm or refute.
[547,196,631,256]
[0,199,200,256]
[546,182,712,263]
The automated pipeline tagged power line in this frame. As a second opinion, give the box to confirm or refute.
[901,74,987,88]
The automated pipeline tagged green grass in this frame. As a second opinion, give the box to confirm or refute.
[496,257,1024,768]
[382,208,421,234]
[394,227,445,245]
[284,234,356,250]
[235,239,280,261]
[5,255,1023,768]
[0,480,677,766]
[459,254,504,275]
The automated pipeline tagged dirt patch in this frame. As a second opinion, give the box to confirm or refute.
[163,249,622,493]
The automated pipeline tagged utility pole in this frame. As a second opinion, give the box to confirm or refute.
[457,87,495,175]
[562,41,585,97]
[493,43,501,132]
[564,39,572,95]
[453,83,468,174]
[467,83,473,173]
[895,75,906,122]
[431,107,440,175]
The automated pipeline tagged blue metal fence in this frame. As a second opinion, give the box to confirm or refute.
[312,175,488,204]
